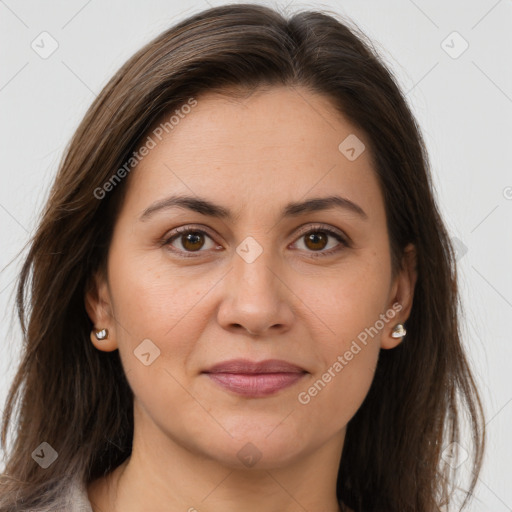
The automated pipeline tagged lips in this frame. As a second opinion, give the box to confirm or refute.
[202,358,307,397]
[205,358,306,374]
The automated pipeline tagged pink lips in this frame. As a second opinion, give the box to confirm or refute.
[203,358,307,397]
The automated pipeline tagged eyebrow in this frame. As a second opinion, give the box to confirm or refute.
[139,194,368,222]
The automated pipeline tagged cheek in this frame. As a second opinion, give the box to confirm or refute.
[290,255,388,420]
[106,250,217,395]
[107,257,207,427]
[108,248,213,337]
[295,277,382,428]
[294,251,391,349]
[296,346,379,435]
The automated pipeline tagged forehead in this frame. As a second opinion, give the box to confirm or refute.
[123,86,383,222]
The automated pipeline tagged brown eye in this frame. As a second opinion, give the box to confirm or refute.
[180,231,206,251]
[303,231,329,251]
[163,224,348,259]
[292,226,348,258]
[165,227,218,256]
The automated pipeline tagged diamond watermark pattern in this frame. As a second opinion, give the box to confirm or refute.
[31,31,59,59]
[338,134,365,161]
[441,441,469,469]
[237,442,262,468]
[441,31,469,59]
[236,236,263,263]
[134,338,161,366]
[32,442,58,469]
[451,236,468,261]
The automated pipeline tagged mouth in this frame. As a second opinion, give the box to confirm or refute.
[202,358,308,398]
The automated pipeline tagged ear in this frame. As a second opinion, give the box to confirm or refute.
[84,268,118,352]
[381,243,417,350]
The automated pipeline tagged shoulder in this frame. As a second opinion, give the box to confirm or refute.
[0,476,94,512]
[51,477,94,512]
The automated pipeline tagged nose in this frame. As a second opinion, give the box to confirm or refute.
[216,246,294,337]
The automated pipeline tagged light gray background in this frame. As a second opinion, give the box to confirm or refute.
[1,0,511,510]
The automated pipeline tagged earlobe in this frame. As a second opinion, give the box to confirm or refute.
[90,326,118,352]
[381,322,407,349]
[85,270,118,352]
[382,243,417,350]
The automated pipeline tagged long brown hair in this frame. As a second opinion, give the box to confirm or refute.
[0,4,485,511]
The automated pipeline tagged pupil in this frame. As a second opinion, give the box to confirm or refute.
[307,232,327,250]
[184,233,203,251]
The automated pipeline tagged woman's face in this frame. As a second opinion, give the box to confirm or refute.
[87,86,416,470]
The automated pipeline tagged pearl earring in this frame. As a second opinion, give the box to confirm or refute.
[391,323,406,339]
[94,328,109,340]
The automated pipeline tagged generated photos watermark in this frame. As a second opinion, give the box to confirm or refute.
[297,302,403,405]
[93,97,198,200]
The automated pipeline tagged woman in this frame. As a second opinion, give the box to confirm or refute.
[0,3,485,511]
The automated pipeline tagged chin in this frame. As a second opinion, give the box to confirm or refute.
[196,427,310,470]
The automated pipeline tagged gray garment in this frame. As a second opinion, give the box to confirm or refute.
[60,478,94,512]
[2,477,94,512]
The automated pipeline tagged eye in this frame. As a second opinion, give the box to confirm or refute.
[162,224,349,258]
[290,224,349,258]
[163,225,220,257]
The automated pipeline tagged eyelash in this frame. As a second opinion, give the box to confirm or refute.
[162,224,349,259]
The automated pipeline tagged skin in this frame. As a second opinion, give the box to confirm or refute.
[85,85,417,512]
